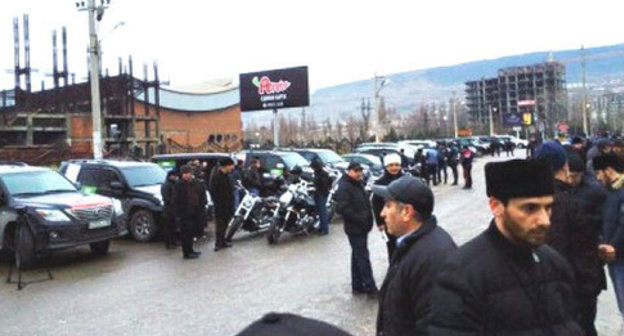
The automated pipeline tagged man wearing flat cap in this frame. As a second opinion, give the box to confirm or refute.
[535,141,606,335]
[334,162,377,296]
[372,175,456,336]
[173,165,207,259]
[593,153,624,322]
[428,159,582,335]
[235,312,353,336]
[372,153,405,261]
[209,157,236,252]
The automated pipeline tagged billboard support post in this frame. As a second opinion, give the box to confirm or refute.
[273,108,279,147]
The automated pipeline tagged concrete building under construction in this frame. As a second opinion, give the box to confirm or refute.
[465,60,567,136]
[0,15,242,164]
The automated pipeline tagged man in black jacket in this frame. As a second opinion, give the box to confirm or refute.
[372,175,456,336]
[243,159,263,196]
[428,159,582,335]
[311,159,332,235]
[209,157,236,252]
[536,141,606,336]
[334,162,377,296]
[173,165,207,259]
[372,153,404,261]
[161,170,179,249]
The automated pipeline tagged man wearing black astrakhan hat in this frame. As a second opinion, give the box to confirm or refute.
[173,165,207,259]
[428,159,582,335]
[372,175,456,336]
[209,157,236,252]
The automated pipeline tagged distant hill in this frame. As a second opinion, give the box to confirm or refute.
[243,43,624,126]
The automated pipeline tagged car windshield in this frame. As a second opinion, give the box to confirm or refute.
[120,165,167,187]
[3,170,77,197]
[280,152,310,169]
[317,150,344,164]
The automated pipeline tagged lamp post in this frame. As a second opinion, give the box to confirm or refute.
[373,73,390,142]
[77,0,111,160]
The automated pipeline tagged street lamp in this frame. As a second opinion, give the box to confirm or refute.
[373,73,390,142]
[76,0,112,160]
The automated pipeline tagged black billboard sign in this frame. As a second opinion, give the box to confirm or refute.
[239,66,309,112]
[503,112,523,127]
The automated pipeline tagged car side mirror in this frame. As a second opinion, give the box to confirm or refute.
[110,181,124,190]
[74,182,82,190]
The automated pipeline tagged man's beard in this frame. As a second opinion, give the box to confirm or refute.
[502,210,548,247]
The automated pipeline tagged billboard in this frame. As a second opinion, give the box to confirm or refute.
[239,66,309,112]
[503,112,523,127]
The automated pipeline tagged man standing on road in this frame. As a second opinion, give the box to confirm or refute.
[593,154,624,322]
[428,159,582,335]
[447,144,459,185]
[161,170,179,249]
[372,153,404,261]
[311,159,332,236]
[209,158,236,252]
[536,141,606,335]
[437,144,448,184]
[334,162,377,297]
[173,165,207,259]
[414,149,429,185]
[426,148,439,186]
[373,175,456,336]
[460,146,475,189]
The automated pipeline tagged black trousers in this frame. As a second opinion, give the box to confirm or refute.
[578,294,598,336]
[347,233,377,291]
[215,216,230,247]
[437,164,448,184]
[449,163,458,184]
[427,164,438,185]
[463,164,473,188]
[180,212,200,255]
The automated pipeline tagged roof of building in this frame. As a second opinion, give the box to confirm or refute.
[135,80,240,112]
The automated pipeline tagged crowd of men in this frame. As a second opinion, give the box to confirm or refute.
[412,144,476,189]
[331,136,624,335]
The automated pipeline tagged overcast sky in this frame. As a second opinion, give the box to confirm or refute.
[1,0,623,93]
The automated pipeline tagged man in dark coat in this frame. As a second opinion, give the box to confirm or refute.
[371,153,404,261]
[593,154,624,322]
[428,159,583,335]
[437,144,448,184]
[209,157,236,251]
[161,170,179,249]
[243,159,263,196]
[460,146,475,189]
[413,149,429,185]
[372,175,456,336]
[173,165,207,259]
[536,141,606,335]
[446,144,459,185]
[311,159,332,235]
[334,162,377,296]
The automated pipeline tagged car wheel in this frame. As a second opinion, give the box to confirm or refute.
[14,224,36,270]
[89,240,110,256]
[129,209,158,242]
[266,217,282,245]
[225,215,243,242]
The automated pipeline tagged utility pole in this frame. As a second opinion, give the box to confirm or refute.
[452,91,458,138]
[78,0,110,159]
[581,45,589,136]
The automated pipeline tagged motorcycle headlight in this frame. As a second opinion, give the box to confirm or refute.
[243,199,253,208]
[36,209,71,222]
[113,199,124,216]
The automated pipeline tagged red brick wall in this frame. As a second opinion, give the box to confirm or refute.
[134,103,243,151]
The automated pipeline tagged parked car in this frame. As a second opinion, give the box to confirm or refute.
[342,153,384,176]
[0,162,126,268]
[282,148,371,180]
[496,135,528,148]
[151,152,235,175]
[59,159,211,242]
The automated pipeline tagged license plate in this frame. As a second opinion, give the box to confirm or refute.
[88,219,111,229]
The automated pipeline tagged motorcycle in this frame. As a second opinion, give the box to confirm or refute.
[266,178,319,244]
[225,182,276,241]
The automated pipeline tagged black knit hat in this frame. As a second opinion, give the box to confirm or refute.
[219,157,235,167]
[566,149,585,173]
[593,154,622,172]
[485,159,554,202]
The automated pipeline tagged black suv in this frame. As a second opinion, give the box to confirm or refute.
[151,152,235,175]
[239,150,313,190]
[0,163,126,268]
[59,160,180,242]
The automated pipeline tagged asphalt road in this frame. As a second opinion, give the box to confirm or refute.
[1,153,622,335]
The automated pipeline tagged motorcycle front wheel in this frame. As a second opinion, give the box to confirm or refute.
[266,217,282,245]
[225,215,244,242]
